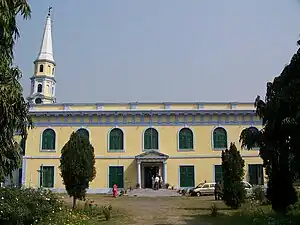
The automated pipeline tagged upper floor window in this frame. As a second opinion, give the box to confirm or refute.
[37,84,43,93]
[109,128,124,151]
[41,128,56,150]
[144,128,158,150]
[52,68,55,75]
[76,128,89,140]
[241,126,260,149]
[20,138,26,154]
[213,127,227,149]
[39,64,44,72]
[178,128,194,150]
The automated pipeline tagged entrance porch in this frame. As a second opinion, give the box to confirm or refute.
[135,150,169,188]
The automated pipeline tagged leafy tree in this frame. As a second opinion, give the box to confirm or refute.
[59,132,96,209]
[221,142,246,209]
[239,43,300,213]
[0,0,32,182]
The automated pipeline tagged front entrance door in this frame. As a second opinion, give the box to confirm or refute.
[144,166,158,188]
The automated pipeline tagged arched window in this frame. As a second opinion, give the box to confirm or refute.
[109,128,124,151]
[52,68,55,75]
[179,128,194,150]
[39,64,44,72]
[37,84,43,93]
[41,128,56,150]
[76,128,89,139]
[144,128,158,150]
[241,126,260,149]
[213,127,227,149]
[35,98,42,104]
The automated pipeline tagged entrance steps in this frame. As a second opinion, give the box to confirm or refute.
[127,188,181,197]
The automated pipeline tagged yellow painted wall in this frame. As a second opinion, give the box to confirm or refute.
[24,116,263,189]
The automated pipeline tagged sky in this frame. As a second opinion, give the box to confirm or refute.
[14,0,300,103]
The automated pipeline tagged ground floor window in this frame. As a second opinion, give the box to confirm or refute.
[248,164,264,185]
[179,165,195,187]
[109,166,124,188]
[214,165,223,183]
[39,166,54,188]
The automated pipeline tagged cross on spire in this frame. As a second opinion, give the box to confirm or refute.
[48,6,52,16]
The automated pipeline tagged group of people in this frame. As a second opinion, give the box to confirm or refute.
[152,174,163,190]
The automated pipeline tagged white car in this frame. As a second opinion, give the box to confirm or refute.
[190,181,253,197]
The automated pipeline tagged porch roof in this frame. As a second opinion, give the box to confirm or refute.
[135,150,169,161]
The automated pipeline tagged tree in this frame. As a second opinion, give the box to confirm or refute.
[221,142,246,209]
[239,43,300,213]
[59,132,96,209]
[0,0,33,182]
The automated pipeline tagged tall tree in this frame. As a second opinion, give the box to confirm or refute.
[239,44,300,213]
[221,142,246,209]
[0,0,32,182]
[59,132,96,209]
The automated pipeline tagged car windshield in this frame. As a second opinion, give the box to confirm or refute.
[196,183,204,188]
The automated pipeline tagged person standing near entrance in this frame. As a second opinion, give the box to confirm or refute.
[113,184,118,197]
[154,175,159,190]
[159,176,163,189]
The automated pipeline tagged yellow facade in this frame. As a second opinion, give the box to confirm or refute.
[20,102,264,193]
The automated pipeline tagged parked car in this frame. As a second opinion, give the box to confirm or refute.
[190,181,253,197]
[190,182,215,196]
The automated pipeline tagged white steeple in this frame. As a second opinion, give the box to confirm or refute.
[28,7,56,105]
[36,7,54,63]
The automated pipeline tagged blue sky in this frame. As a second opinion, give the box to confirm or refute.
[15,0,300,103]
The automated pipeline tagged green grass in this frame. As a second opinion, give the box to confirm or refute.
[59,194,300,225]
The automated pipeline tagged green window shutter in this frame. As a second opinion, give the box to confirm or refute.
[109,128,124,150]
[40,166,54,188]
[42,129,55,150]
[213,128,227,149]
[214,165,223,183]
[179,128,193,149]
[180,166,195,187]
[109,166,124,188]
[144,128,158,150]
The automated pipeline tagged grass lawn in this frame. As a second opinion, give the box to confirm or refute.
[61,194,300,225]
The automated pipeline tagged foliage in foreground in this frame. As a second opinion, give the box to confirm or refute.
[222,142,246,209]
[59,132,96,208]
[0,0,33,183]
[239,44,300,213]
[0,187,114,225]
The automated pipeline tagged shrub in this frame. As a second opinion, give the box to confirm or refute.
[102,205,112,221]
[0,187,63,225]
[135,183,140,189]
[222,143,246,209]
[210,204,218,217]
[165,183,170,189]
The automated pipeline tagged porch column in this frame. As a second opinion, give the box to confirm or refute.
[137,161,141,188]
[163,161,167,184]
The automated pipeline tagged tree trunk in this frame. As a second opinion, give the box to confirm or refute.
[72,197,77,209]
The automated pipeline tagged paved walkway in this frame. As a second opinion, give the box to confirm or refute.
[127,188,182,197]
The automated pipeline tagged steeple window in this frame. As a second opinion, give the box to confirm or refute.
[39,65,44,72]
[37,84,43,93]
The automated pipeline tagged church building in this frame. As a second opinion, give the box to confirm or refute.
[18,11,264,193]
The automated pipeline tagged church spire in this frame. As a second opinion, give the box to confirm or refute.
[36,6,54,63]
[28,7,57,105]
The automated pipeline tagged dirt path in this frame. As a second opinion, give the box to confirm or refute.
[63,195,228,225]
